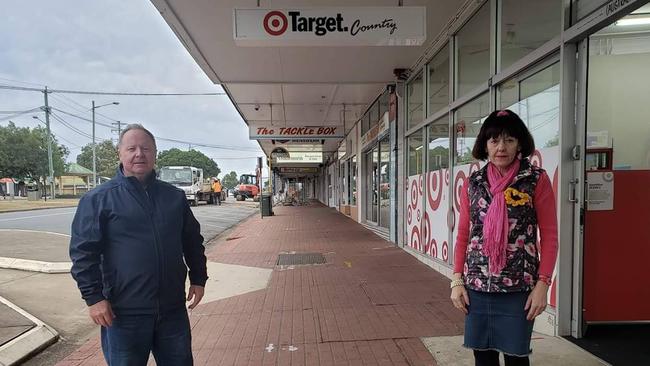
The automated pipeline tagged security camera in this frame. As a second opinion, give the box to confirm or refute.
[254,105,260,111]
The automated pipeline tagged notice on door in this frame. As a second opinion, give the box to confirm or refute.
[587,171,614,211]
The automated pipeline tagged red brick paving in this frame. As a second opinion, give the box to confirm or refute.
[57,203,463,365]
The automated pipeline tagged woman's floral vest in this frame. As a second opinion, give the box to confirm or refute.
[463,159,544,293]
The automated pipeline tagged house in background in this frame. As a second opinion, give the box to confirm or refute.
[57,163,93,196]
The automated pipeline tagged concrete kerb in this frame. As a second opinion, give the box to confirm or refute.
[0,296,58,366]
[0,257,71,274]
[0,204,78,214]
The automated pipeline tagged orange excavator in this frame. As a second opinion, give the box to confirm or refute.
[234,173,260,201]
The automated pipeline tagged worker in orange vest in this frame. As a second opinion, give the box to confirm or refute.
[212,178,222,205]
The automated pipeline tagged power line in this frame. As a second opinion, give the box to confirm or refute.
[0,83,224,96]
[51,107,113,128]
[0,77,45,88]
[0,107,44,122]
[51,107,261,152]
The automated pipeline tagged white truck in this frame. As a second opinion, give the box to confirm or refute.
[159,166,220,206]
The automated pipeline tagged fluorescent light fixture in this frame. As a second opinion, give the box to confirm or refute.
[616,16,650,26]
[415,145,423,151]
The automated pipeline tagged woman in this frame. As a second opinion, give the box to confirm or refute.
[450,110,558,366]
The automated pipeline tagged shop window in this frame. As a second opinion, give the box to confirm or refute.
[499,62,560,148]
[427,116,450,171]
[379,89,390,122]
[407,72,424,130]
[456,4,491,98]
[369,100,380,129]
[350,156,357,205]
[454,93,490,165]
[427,44,450,117]
[408,130,424,176]
[499,0,562,71]
[361,114,370,136]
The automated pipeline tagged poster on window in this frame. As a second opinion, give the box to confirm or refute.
[586,171,614,211]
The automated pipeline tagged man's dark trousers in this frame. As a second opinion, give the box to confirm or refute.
[101,307,193,366]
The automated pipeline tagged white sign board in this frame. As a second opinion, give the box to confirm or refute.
[275,152,323,164]
[234,7,426,46]
[587,171,614,211]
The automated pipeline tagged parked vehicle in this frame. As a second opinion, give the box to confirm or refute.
[159,166,224,206]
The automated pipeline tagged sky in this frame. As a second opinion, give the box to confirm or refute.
[0,0,264,177]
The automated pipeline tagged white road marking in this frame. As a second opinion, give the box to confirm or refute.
[0,229,70,237]
[0,210,76,223]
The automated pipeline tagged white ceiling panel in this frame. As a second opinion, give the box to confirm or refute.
[226,84,284,104]
[281,84,337,105]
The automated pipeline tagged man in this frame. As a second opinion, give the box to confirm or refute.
[212,178,222,205]
[70,124,207,365]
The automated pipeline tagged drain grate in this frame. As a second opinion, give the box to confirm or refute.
[276,252,326,266]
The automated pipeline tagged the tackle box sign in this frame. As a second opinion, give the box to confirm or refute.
[250,126,344,139]
[234,7,426,46]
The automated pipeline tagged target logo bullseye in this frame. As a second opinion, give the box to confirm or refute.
[263,11,288,36]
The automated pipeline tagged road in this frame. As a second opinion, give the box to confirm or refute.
[0,200,257,366]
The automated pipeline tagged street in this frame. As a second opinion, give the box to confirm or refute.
[0,200,257,366]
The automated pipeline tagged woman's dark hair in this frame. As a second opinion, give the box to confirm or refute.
[471,109,535,160]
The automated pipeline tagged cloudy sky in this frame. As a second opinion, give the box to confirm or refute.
[0,0,264,176]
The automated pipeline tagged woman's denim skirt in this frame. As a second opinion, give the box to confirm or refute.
[463,289,534,356]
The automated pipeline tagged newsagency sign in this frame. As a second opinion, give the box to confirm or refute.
[234,7,426,46]
[250,126,344,139]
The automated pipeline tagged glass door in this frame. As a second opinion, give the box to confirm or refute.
[379,138,390,228]
[365,148,378,223]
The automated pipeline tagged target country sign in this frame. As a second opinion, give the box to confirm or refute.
[234,7,426,46]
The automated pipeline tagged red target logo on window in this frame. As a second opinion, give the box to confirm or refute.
[263,11,288,36]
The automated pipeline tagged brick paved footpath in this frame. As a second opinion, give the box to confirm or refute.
[56,203,464,365]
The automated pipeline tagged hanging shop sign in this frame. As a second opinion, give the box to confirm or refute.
[361,112,390,149]
[234,7,426,46]
[279,167,319,174]
[275,152,323,164]
[250,126,343,139]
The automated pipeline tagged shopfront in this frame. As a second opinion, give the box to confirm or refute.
[360,89,394,232]
[566,2,650,348]
[400,0,650,355]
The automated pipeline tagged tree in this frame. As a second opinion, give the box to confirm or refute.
[0,122,68,183]
[157,148,220,178]
[76,140,118,178]
[221,171,238,190]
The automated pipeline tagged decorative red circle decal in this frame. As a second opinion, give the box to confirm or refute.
[263,11,288,36]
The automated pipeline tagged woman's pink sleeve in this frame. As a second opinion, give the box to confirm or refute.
[534,171,559,278]
[453,180,470,273]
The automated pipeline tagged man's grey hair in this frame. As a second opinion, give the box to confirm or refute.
[117,124,157,150]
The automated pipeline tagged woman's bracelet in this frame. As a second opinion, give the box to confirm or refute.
[537,275,552,286]
[450,279,465,289]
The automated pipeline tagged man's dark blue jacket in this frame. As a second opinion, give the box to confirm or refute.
[69,167,207,315]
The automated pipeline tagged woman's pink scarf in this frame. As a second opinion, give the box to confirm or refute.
[483,159,520,275]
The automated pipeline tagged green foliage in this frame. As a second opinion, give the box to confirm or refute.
[0,122,68,180]
[157,148,220,178]
[76,140,118,178]
[221,171,238,190]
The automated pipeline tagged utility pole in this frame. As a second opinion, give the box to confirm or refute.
[111,121,122,145]
[92,100,97,188]
[43,87,55,199]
